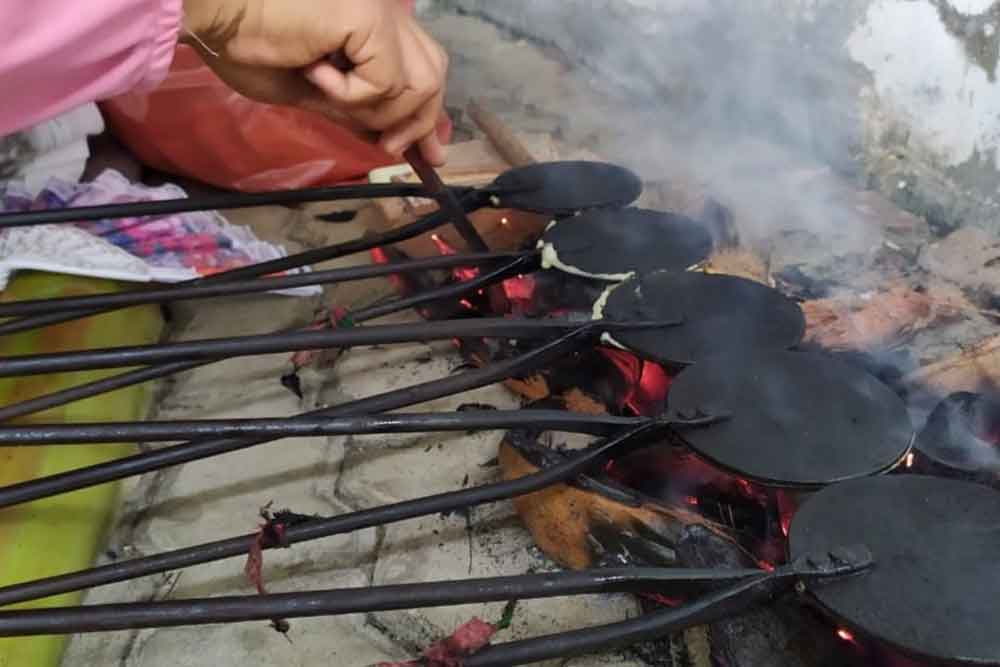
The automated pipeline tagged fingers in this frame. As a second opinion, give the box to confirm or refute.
[347,49,442,132]
[416,128,447,167]
[306,15,448,158]
[373,33,449,159]
[305,62,394,108]
[380,86,445,155]
[219,0,451,161]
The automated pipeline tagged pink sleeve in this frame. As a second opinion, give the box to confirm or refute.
[0,0,183,136]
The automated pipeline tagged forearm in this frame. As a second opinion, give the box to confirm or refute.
[0,0,183,136]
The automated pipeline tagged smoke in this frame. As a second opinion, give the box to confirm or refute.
[428,2,1000,472]
[438,0,889,251]
[918,391,1000,472]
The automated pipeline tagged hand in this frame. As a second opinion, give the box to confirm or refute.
[182,0,449,165]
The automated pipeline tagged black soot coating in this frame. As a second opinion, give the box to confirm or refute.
[667,349,913,486]
[790,475,1000,665]
[602,271,805,365]
[491,161,643,215]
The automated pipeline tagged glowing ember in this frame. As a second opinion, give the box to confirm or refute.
[454,265,481,282]
[369,247,404,291]
[837,628,856,643]
[596,348,672,415]
[501,274,537,315]
[637,361,672,412]
[905,452,915,468]
[428,233,480,281]
[639,592,683,608]
[429,233,448,250]
[604,444,785,563]
[736,478,755,496]
[775,490,800,541]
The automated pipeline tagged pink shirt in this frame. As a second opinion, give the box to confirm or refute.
[0,0,182,136]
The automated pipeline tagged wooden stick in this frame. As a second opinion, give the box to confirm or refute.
[467,99,538,168]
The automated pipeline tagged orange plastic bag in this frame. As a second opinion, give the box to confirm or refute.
[100,1,450,191]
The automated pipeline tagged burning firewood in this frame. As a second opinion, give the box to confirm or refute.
[801,283,968,350]
[700,247,771,285]
[904,333,1000,396]
[498,438,735,570]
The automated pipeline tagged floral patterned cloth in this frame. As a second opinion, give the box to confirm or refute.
[0,169,318,294]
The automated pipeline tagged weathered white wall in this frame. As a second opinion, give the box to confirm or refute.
[851,1,1000,169]
[442,0,1000,232]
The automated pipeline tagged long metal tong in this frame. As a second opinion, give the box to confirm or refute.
[0,409,731,606]
[0,545,872,667]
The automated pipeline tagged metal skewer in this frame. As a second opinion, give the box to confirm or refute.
[0,251,524,318]
[464,548,873,667]
[0,183,439,228]
[0,566,763,635]
[0,363,649,604]
[0,254,533,422]
[404,146,489,252]
[0,523,864,652]
[0,323,638,510]
[0,410,649,445]
[0,197,475,337]
[0,359,215,423]
[0,317,666,378]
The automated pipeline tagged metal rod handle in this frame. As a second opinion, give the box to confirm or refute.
[0,360,211,423]
[404,146,490,252]
[0,200,468,336]
[0,317,653,378]
[0,183,435,228]
[0,566,765,637]
[466,574,782,666]
[0,331,626,604]
[0,410,648,444]
[0,325,603,512]
[0,254,533,422]
[0,251,526,317]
